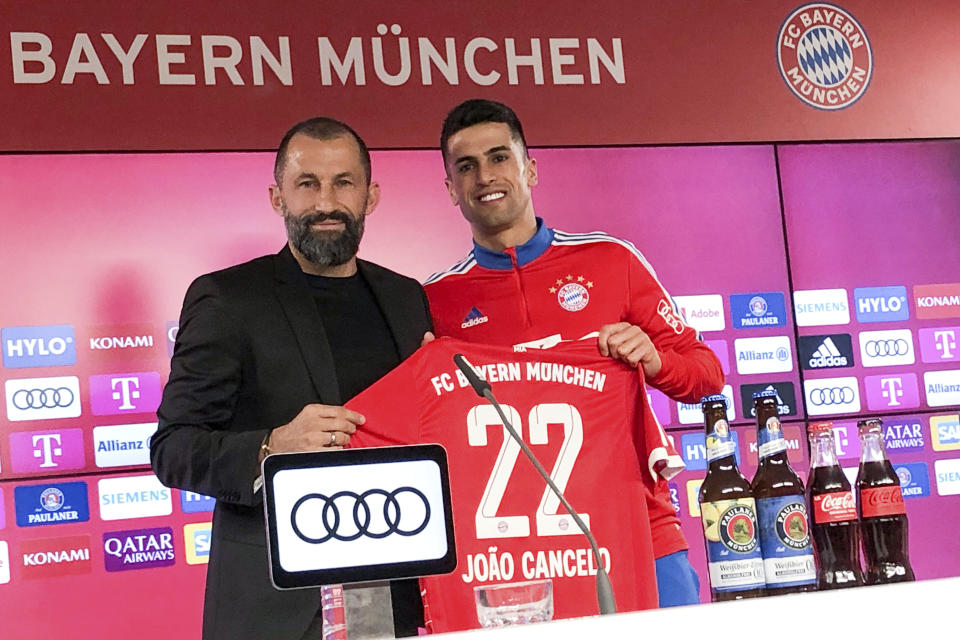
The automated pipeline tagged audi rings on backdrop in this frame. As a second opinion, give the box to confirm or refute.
[864,339,910,357]
[808,386,856,405]
[290,487,430,544]
[12,387,75,409]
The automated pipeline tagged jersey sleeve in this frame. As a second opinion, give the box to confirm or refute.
[346,348,425,448]
[634,374,685,482]
[624,248,724,404]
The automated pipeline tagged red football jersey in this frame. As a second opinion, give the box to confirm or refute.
[347,338,658,633]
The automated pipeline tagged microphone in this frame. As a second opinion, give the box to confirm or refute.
[453,353,617,616]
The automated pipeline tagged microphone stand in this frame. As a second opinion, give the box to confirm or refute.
[454,354,617,615]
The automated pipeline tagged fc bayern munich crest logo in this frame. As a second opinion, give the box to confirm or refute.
[557,283,589,312]
[777,3,873,110]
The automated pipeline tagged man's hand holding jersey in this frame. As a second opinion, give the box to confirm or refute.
[597,322,663,378]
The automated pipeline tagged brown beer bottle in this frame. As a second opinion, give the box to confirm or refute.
[698,395,766,601]
[751,390,817,595]
[856,418,915,584]
[806,421,864,589]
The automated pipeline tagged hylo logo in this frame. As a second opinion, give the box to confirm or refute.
[777,4,873,110]
[2,325,76,368]
[853,287,909,323]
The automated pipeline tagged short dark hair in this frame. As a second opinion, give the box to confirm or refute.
[440,99,528,163]
[274,117,371,184]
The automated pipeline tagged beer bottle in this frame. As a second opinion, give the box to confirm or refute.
[751,391,817,595]
[698,394,766,601]
[856,418,915,584]
[806,421,864,589]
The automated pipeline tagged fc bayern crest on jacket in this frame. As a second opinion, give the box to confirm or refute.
[549,274,593,312]
[777,3,873,110]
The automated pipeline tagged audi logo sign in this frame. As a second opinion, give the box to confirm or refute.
[804,376,862,416]
[5,376,82,421]
[262,445,456,589]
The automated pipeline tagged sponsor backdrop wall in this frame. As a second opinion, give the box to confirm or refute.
[1,1,959,639]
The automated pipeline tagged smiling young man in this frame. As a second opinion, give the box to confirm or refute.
[425,99,724,607]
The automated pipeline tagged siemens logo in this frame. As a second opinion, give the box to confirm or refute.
[2,325,76,368]
[793,289,850,327]
[934,459,960,496]
[853,286,909,323]
[98,475,172,521]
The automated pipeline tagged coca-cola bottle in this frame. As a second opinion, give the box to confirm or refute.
[750,391,816,595]
[855,418,915,584]
[698,395,766,601]
[806,421,864,589]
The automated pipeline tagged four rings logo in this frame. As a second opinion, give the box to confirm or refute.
[859,329,915,368]
[805,377,860,416]
[5,376,82,421]
[777,4,873,110]
[290,487,430,543]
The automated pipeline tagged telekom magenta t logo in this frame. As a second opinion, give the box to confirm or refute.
[9,429,86,473]
[865,373,919,411]
[89,372,162,415]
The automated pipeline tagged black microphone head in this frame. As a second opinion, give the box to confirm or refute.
[453,353,491,397]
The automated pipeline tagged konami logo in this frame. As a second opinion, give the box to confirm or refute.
[914,283,960,320]
[20,535,92,579]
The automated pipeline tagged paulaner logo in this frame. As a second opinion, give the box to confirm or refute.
[777,4,873,110]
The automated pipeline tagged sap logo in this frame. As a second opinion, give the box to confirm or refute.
[730,292,787,329]
[667,483,681,515]
[103,527,175,572]
[98,475,172,521]
[864,373,919,411]
[923,370,960,407]
[185,522,213,565]
[798,334,854,370]
[934,459,960,496]
[4,375,82,422]
[893,463,930,499]
[931,415,960,452]
[793,289,850,327]
[734,336,793,375]
[180,490,216,514]
[678,384,735,425]
[20,535,93,579]
[672,294,725,332]
[853,286,909,323]
[14,481,90,527]
[89,372,162,415]
[858,329,915,368]
[918,327,960,364]
[883,418,925,453]
[914,283,960,320]
[680,431,741,471]
[8,429,86,473]
[93,422,157,468]
[2,325,76,368]
[740,382,797,417]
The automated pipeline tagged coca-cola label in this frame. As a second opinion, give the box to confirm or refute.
[861,485,906,518]
[812,491,857,523]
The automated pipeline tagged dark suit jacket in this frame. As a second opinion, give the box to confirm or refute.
[151,246,432,640]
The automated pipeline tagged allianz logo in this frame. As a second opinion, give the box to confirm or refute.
[738,348,789,362]
[90,335,154,350]
[809,337,848,367]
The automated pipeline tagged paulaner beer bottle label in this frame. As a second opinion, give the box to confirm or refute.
[756,495,817,587]
[757,415,787,459]
[701,499,766,592]
[705,417,736,462]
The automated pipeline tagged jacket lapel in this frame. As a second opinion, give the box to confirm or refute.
[270,246,341,405]
[358,260,422,359]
